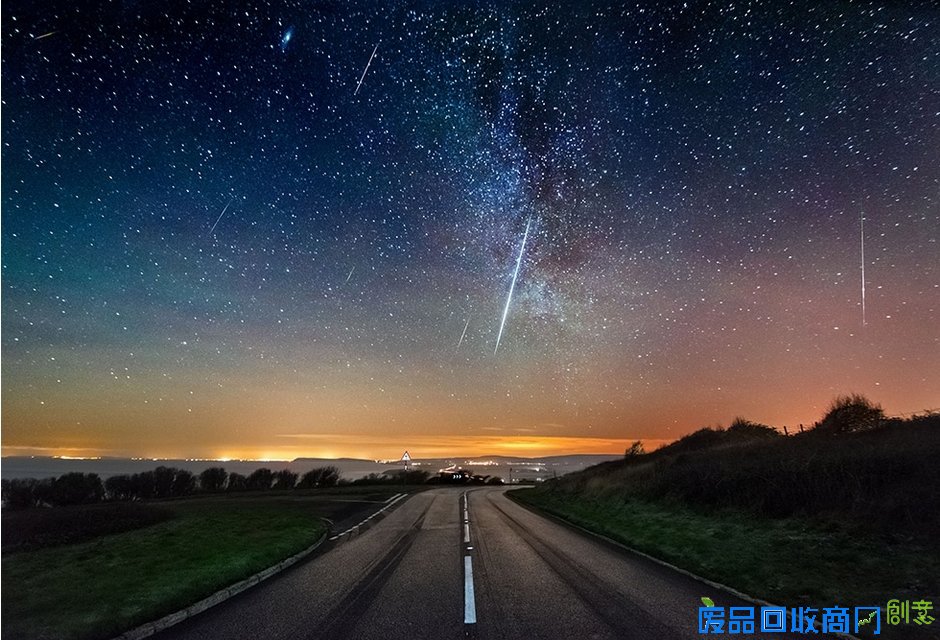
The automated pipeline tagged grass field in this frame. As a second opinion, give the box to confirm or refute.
[512,489,939,608]
[562,419,940,538]
[512,416,940,639]
[2,497,328,640]
[2,501,176,553]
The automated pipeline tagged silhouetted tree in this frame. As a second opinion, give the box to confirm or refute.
[199,467,228,492]
[247,468,274,491]
[273,469,298,490]
[131,471,156,499]
[227,472,248,492]
[815,394,885,434]
[172,469,196,496]
[33,478,55,505]
[297,466,340,489]
[2,478,39,509]
[105,474,135,501]
[153,466,177,498]
[48,473,104,506]
[625,441,645,457]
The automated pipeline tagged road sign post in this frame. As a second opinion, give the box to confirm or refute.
[401,451,411,488]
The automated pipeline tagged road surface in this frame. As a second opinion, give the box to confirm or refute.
[158,487,780,639]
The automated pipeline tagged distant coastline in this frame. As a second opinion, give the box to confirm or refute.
[1,454,621,482]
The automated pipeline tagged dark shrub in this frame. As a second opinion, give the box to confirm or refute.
[815,394,885,434]
[131,471,156,499]
[2,478,39,509]
[246,468,274,491]
[273,469,298,490]
[172,470,196,496]
[152,466,177,498]
[402,470,429,484]
[227,472,248,492]
[105,475,135,501]
[298,466,341,489]
[199,467,228,492]
[624,441,645,457]
[48,473,104,506]
[727,418,780,439]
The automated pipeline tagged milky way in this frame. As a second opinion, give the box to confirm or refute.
[2,1,938,459]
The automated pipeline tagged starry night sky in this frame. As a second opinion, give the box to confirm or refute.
[2,1,938,460]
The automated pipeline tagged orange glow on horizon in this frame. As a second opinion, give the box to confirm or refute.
[2,435,675,461]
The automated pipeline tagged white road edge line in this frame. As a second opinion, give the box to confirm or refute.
[464,555,477,624]
[332,493,409,541]
[463,523,470,543]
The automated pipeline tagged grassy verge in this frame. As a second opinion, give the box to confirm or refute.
[2,497,327,640]
[512,489,939,608]
[2,502,175,553]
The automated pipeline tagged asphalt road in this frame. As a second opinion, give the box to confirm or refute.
[157,487,791,640]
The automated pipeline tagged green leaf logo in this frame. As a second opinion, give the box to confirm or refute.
[701,597,715,608]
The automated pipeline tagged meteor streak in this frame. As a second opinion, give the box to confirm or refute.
[208,199,233,236]
[354,44,379,96]
[456,316,471,352]
[860,211,866,327]
[494,219,531,355]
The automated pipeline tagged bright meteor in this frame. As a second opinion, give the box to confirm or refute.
[207,199,233,236]
[456,315,471,352]
[494,219,531,355]
[354,43,379,96]
[860,211,867,328]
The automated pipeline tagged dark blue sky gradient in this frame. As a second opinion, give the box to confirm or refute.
[3,1,938,458]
